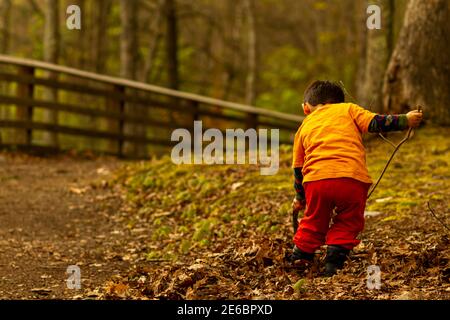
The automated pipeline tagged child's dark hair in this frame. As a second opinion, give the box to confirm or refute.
[303,80,345,106]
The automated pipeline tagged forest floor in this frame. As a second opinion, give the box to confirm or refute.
[0,153,133,299]
[0,125,449,299]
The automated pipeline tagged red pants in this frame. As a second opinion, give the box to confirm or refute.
[293,178,371,253]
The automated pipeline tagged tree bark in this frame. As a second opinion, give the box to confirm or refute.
[43,0,60,147]
[383,0,450,125]
[361,0,394,112]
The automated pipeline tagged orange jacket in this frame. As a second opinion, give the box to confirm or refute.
[292,103,376,184]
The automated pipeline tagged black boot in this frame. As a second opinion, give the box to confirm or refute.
[286,246,314,263]
[324,245,350,277]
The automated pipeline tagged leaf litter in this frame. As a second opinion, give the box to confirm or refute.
[97,126,449,300]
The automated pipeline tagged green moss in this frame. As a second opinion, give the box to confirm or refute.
[179,240,191,254]
[152,225,172,241]
[192,218,217,242]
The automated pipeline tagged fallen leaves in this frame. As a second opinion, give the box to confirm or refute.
[95,126,450,300]
[69,187,88,195]
[31,288,52,295]
[104,282,130,299]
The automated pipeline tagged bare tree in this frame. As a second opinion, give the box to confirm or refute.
[383,0,450,125]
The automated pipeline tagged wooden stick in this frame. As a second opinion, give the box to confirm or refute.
[427,201,450,233]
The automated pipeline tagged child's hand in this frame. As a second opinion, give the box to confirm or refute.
[292,198,306,212]
[406,110,423,128]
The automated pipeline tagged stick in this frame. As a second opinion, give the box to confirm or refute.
[292,208,300,234]
[367,106,423,199]
[378,132,397,148]
[367,127,413,199]
[427,201,450,233]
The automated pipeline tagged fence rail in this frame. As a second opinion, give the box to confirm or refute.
[0,54,303,158]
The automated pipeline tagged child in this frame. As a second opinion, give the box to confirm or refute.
[288,80,423,276]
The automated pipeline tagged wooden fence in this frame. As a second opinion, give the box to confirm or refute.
[0,55,303,158]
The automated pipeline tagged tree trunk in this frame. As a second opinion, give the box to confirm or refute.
[361,0,394,112]
[140,0,163,83]
[0,0,11,54]
[119,0,146,157]
[0,0,12,143]
[355,1,368,102]
[92,0,111,73]
[244,0,257,106]
[43,0,60,147]
[164,0,179,90]
[383,0,450,125]
[120,0,137,80]
[221,0,243,101]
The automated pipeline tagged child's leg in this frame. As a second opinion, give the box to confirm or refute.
[325,178,370,250]
[293,180,335,253]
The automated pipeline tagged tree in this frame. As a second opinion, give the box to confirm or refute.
[244,0,257,106]
[43,0,60,147]
[360,0,394,112]
[119,0,147,157]
[120,0,138,80]
[164,0,179,90]
[140,0,164,83]
[0,0,11,54]
[382,0,450,125]
[0,0,12,143]
[92,0,111,74]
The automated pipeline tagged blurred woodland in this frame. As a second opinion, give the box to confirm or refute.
[0,1,449,300]
[0,0,448,124]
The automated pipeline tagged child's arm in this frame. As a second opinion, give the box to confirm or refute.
[368,114,408,132]
[368,110,423,132]
[349,104,423,133]
[292,167,306,212]
[293,167,305,202]
[292,128,306,210]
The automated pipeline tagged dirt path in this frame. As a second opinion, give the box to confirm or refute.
[0,152,132,299]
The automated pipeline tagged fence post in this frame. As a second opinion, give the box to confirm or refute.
[192,101,200,122]
[189,100,200,139]
[15,66,35,146]
[245,113,258,130]
[107,85,125,157]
